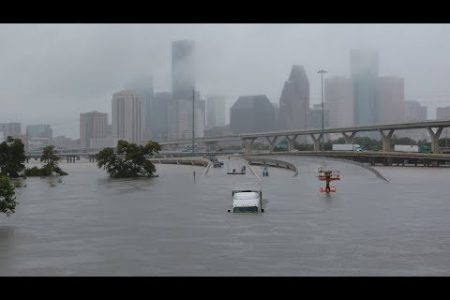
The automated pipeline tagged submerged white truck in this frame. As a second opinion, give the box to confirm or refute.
[332,144,362,151]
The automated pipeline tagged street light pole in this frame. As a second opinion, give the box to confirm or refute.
[192,89,195,155]
[318,69,327,151]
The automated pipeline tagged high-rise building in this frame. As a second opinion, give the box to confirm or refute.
[307,104,330,129]
[351,48,379,126]
[278,65,309,131]
[125,76,153,141]
[324,76,353,128]
[112,90,141,145]
[405,101,427,121]
[150,92,171,141]
[167,97,205,140]
[377,76,405,124]
[26,124,53,139]
[230,95,275,134]
[0,122,21,140]
[170,40,201,140]
[26,124,53,151]
[206,95,226,128]
[436,106,450,120]
[172,40,195,101]
[79,111,108,148]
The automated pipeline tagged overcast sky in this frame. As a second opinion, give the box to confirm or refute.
[1,24,450,138]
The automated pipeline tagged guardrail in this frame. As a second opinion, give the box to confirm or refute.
[242,156,298,176]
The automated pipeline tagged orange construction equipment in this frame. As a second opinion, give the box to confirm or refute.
[317,168,340,193]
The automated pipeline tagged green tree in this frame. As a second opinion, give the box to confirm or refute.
[25,145,67,176]
[96,140,161,178]
[0,136,26,178]
[0,175,16,216]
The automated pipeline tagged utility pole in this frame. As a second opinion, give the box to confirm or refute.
[192,89,195,155]
[318,69,327,151]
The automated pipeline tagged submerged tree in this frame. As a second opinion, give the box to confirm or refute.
[0,136,26,178]
[25,145,67,176]
[96,140,161,178]
[0,175,16,216]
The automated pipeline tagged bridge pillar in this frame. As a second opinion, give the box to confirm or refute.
[242,138,256,154]
[286,135,298,152]
[265,136,278,152]
[204,141,217,153]
[379,129,395,152]
[342,131,357,144]
[310,133,323,151]
[427,127,444,154]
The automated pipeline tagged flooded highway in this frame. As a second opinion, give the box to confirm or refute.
[1,156,450,275]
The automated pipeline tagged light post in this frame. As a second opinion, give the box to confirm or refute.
[318,69,327,151]
[192,89,195,155]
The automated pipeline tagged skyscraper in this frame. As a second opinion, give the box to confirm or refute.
[351,48,379,126]
[150,92,171,141]
[124,76,154,142]
[377,76,405,124]
[436,106,450,120]
[170,40,201,139]
[230,95,275,134]
[206,95,226,128]
[0,122,21,140]
[112,90,141,145]
[324,76,353,128]
[278,65,309,131]
[80,111,108,148]
[405,101,427,121]
[172,40,195,101]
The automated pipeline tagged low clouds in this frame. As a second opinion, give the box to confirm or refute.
[1,24,450,137]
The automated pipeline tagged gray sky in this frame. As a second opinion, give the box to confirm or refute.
[1,24,450,138]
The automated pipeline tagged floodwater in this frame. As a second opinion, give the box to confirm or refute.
[1,156,450,275]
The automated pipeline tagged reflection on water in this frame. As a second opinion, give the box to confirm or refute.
[1,159,450,275]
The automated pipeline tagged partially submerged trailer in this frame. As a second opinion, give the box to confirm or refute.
[228,182,264,213]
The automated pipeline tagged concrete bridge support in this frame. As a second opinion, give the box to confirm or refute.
[266,136,278,152]
[310,133,323,151]
[286,135,298,152]
[242,138,257,154]
[427,127,444,154]
[204,141,217,153]
[379,129,395,152]
[342,131,357,144]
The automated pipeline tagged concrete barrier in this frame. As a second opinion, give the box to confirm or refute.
[241,156,298,176]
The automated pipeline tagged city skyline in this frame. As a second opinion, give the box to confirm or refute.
[2,24,450,137]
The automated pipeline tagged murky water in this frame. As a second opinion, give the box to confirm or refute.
[1,156,450,275]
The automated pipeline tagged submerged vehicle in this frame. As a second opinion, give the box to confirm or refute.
[228,182,264,213]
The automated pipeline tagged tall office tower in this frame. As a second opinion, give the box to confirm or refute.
[350,48,379,126]
[172,40,195,101]
[150,92,171,141]
[404,101,427,121]
[0,122,21,140]
[167,96,205,140]
[278,65,309,131]
[26,124,53,140]
[307,104,330,129]
[324,76,354,128]
[79,111,108,148]
[206,95,226,128]
[436,106,450,120]
[170,40,197,140]
[230,95,276,134]
[112,90,141,145]
[125,75,154,142]
[377,76,405,124]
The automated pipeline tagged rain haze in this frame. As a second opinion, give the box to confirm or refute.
[1,23,450,138]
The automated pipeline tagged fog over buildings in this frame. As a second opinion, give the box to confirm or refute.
[2,24,450,139]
